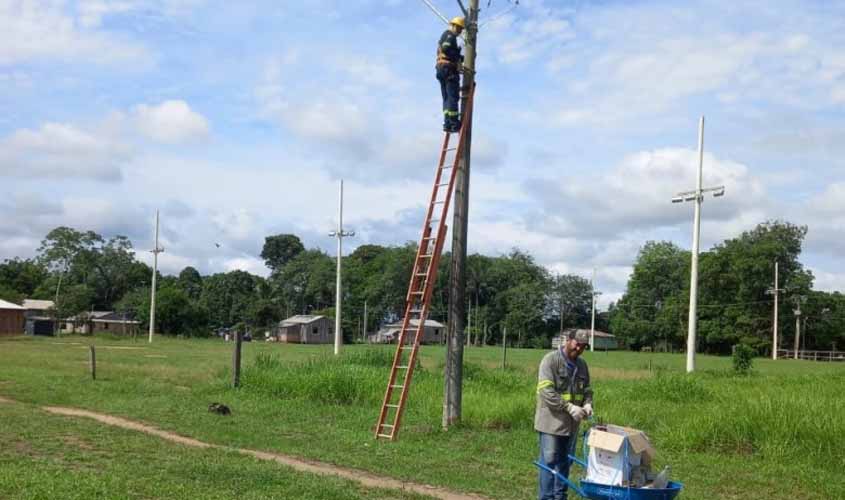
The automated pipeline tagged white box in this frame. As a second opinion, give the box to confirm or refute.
[585,425,655,487]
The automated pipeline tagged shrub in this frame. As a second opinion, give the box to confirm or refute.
[732,343,755,375]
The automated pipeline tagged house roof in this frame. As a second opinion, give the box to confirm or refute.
[22,299,54,310]
[384,319,445,329]
[280,315,326,325]
[0,299,24,310]
[66,311,115,321]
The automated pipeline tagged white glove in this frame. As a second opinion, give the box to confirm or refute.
[566,403,587,421]
[584,403,593,418]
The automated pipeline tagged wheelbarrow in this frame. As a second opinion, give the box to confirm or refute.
[533,424,682,500]
[534,458,682,500]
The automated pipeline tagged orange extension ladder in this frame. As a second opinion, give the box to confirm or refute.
[374,86,475,441]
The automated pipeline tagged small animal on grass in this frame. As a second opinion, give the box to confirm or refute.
[208,402,231,415]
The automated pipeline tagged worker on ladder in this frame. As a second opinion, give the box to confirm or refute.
[436,16,465,133]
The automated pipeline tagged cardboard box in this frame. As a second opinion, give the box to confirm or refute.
[585,425,655,487]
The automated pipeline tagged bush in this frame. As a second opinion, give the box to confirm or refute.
[732,343,755,375]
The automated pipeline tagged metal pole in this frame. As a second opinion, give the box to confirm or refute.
[149,210,163,343]
[773,262,779,360]
[686,116,705,373]
[363,300,368,343]
[590,268,600,353]
[335,180,343,356]
[501,326,507,370]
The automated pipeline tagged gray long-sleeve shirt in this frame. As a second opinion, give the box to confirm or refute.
[534,348,593,436]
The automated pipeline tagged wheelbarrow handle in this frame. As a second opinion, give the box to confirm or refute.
[568,454,587,468]
[533,461,588,499]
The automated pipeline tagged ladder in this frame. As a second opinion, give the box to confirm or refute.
[374,86,475,441]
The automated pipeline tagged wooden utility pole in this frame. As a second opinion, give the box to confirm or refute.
[232,330,243,388]
[443,0,478,430]
[89,345,96,380]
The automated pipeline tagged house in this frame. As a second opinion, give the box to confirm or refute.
[369,319,445,345]
[0,299,25,336]
[552,329,619,350]
[22,299,56,336]
[273,315,334,344]
[62,311,140,335]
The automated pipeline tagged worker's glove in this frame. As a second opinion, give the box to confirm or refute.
[566,403,587,422]
[584,403,593,418]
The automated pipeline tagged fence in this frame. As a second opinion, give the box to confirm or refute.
[776,349,845,362]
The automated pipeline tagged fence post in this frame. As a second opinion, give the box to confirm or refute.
[232,330,242,388]
[89,345,96,380]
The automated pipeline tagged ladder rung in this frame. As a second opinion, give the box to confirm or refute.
[377,433,393,439]
[420,254,433,258]
[441,165,454,169]
[386,404,399,408]
[445,147,457,151]
[422,236,436,240]
[436,182,450,187]
[415,273,427,277]
[410,291,423,295]
[391,384,404,389]
[381,424,394,428]
[397,365,409,369]
[431,200,445,205]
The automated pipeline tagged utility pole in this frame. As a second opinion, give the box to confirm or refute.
[148,210,164,343]
[672,116,725,373]
[363,300,368,343]
[444,0,479,430]
[766,261,784,360]
[590,268,601,353]
[793,295,806,360]
[329,180,354,356]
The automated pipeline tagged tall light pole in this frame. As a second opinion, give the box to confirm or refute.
[328,180,354,356]
[672,116,725,373]
[792,295,806,360]
[766,261,785,360]
[590,268,601,353]
[148,210,164,343]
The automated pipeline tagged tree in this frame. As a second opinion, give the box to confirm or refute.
[0,258,48,298]
[177,266,203,300]
[200,270,261,328]
[261,234,305,272]
[548,274,593,332]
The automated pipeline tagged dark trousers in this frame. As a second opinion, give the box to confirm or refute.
[538,432,576,500]
[436,65,460,129]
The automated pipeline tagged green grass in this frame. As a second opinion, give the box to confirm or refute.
[0,398,428,500]
[0,335,843,499]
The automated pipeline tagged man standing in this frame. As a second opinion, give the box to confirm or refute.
[436,16,465,133]
[535,329,594,500]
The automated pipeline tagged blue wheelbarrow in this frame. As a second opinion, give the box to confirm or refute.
[534,459,682,500]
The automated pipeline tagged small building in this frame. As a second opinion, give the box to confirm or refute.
[552,329,619,351]
[369,319,445,345]
[273,315,334,344]
[22,299,56,336]
[0,299,25,337]
[63,311,140,335]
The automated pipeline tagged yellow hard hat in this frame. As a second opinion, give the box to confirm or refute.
[450,16,465,28]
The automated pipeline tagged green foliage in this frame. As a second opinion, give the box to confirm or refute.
[261,234,305,272]
[732,344,755,374]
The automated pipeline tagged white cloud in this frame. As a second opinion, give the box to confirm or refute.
[0,122,129,181]
[0,0,152,67]
[133,100,210,144]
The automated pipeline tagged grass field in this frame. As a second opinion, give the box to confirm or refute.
[0,335,842,499]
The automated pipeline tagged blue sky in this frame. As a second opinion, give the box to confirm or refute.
[2,0,844,306]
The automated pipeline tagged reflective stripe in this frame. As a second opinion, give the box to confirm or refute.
[536,380,554,393]
[442,41,452,47]
[562,393,573,401]
[444,110,459,116]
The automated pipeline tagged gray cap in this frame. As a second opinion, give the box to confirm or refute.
[565,329,590,345]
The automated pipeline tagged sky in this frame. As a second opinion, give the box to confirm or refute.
[2,0,844,308]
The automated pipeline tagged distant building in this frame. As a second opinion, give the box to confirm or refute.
[273,315,334,344]
[0,299,25,336]
[369,319,445,345]
[62,311,140,335]
[22,299,56,336]
[551,329,619,351]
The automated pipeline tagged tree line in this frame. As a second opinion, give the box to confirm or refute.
[1,220,842,354]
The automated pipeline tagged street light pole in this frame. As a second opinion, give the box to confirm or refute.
[672,116,725,373]
[766,261,785,360]
[148,210,164,343]
[590,268,601,353]
[329,180,354,356]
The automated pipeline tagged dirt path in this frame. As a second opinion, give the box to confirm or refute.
[35,403,489,500]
